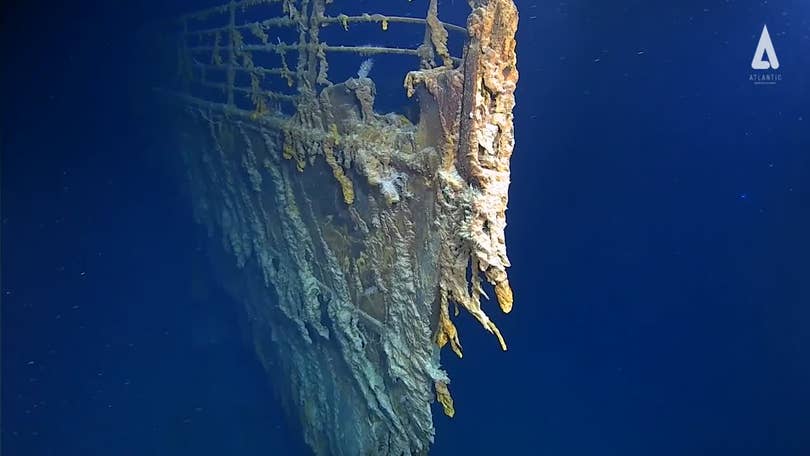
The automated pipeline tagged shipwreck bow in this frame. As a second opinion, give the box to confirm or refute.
[159,0,519,453]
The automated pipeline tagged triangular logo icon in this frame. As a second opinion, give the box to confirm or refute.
[751,25,779,70]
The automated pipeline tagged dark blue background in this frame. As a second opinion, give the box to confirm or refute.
[3,1,809,455]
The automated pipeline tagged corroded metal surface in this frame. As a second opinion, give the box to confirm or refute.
[162,1,519,454]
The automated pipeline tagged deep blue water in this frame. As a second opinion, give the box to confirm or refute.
[3,1,809,455]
